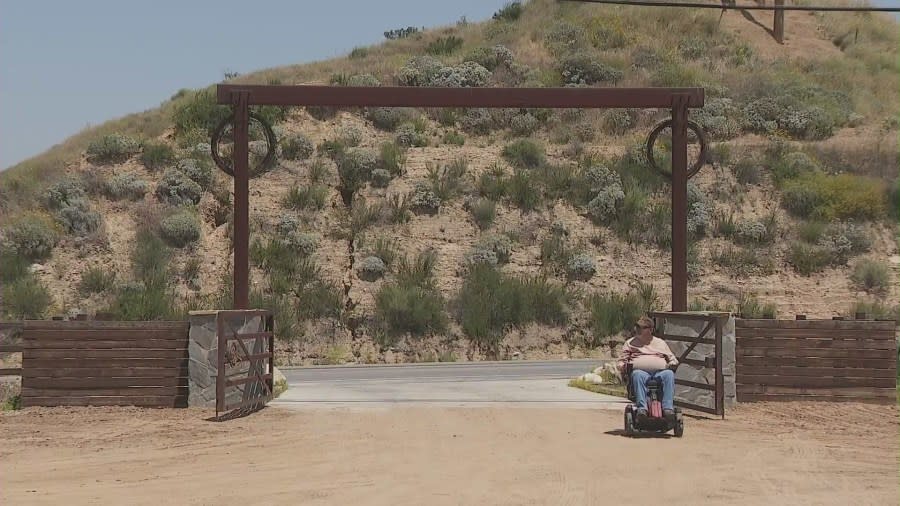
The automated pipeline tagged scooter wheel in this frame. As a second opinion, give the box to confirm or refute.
[624,411,635,436]
[674,419,684,438]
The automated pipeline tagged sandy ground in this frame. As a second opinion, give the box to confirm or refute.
[1,402,897,506]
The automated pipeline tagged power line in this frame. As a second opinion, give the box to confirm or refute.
[559,0,900,12]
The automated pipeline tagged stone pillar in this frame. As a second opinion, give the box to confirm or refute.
[187,310,268,408]
[662,312,736,410]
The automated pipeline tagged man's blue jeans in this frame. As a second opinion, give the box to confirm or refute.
[630,369,675,411]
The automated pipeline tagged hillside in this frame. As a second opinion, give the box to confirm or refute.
[1,0,898,365]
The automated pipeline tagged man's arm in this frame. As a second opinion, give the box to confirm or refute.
[655,338,679,368]
[616,341,634,373]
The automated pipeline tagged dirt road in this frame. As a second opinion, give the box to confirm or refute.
[2,402,897,505]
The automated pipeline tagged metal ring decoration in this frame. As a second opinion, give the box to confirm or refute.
[645,119,709,180]
[210,111,278,178]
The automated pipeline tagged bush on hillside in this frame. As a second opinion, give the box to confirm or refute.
[558,52,624,86]
[140,142,176,170]
[56,199,101,236]
[86,134,140,164]
[464,45,514,71]
[358,256,387,281]
[426,36,464,56]
[281,135,314,160]
[782,173,886,221]
[159,210,201,248]
[156,168,203,206]
[103,173,148,201]
[395,122,428,148]
[851,259,890,294]
[502,139,545,169]
[2,274,51,319]
[493,1,523,21]
[1,213,58,261]
[45,178,87,210]
[566,253,596,281]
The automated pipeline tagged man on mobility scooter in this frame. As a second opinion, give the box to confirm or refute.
[616,316,684,437]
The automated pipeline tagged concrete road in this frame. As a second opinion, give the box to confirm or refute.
[272,359,627,410]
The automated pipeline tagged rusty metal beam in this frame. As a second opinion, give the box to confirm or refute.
[232,91,250,310]
[216,85,705,109]
[773,0,785,44]
[670,95,689,312]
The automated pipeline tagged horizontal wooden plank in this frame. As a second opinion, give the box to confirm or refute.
[24,377,187,389]
[737,356,896,368]
[736,319,897,331]
[24,367,187,379]
[676,379,716,391]
[225,374,272,387]
[23,358,187,368]
[737,347,896,359]
[737,393,896,403]
[658,334,715,345]
[24,330,187,341]
[736,375,896,388]
[22,396,187,408]
[673,400,719,415]
[23,386,187,397]
[736,365,897,377]
[23,320,188,330]
[23,339,189,349]
[225,332,273,341]
[26,349,187,359]
[0,344,22,352]
[736,328,896,339]
[735,384,897,396]
[681,357,716,368]
[0,368,22,376]
[736,338,896,350]
[650,312,730,322]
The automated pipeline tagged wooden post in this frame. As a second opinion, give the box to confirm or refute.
[671,95,690,312]
[232,92,250,310]
[774,0,785,44]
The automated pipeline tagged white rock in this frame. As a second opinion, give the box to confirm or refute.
[580,373,604,384]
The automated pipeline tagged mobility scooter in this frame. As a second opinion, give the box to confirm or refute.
[623,363,684,437]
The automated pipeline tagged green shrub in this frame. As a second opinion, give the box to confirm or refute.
[732,159,762,185]
[371,169,392,188]
[176,158,213,190]
[387,193,411,223]
[140,142,176,170]
[540,232,574,275]
[584,291,642,346]
[848,299,899,321]
[0,247,29,284]
[426,35,464,56]
[787,242,832,275]
[2,213,58,261]
[45,178,86,210]
[347,198,382,237]
[770,152,820,184]
[358,256,386,281]
[566,253,596,281]
[2,274,51,319]
[107,280,178,321]
[711,246,775,277]
[736,292,777,319]
[296,278,344,321]
[379,142,406,177]
[734,214,778,245]
[368,236,399,267]
[493,1,523,21]
[427,158,468,202]
[888,179,899,219]
[349,47,368,59]
[502,139,545,170]
[477,163,508,200]
[460,108,495,135]
[600,110,636,136]
[156,169,203,206]
[86,134,140,164]
[650,63,704,88]
[782,173,887,220]
[395,122,428,148]
[475,233,513,264]
[470,198,496,230]
[457,263,568,354]
[375,251,446,340]
[384,26,419,40]
[103,173,148,201]
[284,184,328,211]
[367,107,417,132]
[159,210,201,248]
[559,52,624,85]
[851,259,891,294]
[308,158,329,184]
[508,169,541,211]
[79,266,117,294]
[442,131,466,146]
[510,113,540,137]
[337,148,378,203]
[798,221,826,244]
[281,135,314,160]
[56,199,101,236]
[464,45,514,71]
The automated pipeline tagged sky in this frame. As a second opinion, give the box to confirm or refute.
[0,0,508,170]
[1,0,898,170]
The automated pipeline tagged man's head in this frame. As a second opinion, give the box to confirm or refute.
[635,316,654,339]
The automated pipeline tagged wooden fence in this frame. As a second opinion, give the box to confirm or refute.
[20,320,189,407]
[736,319,897,403]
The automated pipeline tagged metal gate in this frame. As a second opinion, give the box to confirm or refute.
[216,310,274,417]
[650,312,725,418]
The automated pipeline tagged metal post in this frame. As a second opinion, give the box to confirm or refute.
[671,95,689,312]
[715,316,724,419]
[774,0,785,44]
[232,92,250,310]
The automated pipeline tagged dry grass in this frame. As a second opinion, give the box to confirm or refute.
[568,377,626,398]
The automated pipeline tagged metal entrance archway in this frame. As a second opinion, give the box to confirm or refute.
[212,84,707,311]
